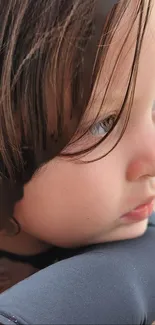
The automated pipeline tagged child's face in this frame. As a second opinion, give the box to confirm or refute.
[15,0,155,247]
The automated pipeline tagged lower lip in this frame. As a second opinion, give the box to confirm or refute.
[121,201,154,222]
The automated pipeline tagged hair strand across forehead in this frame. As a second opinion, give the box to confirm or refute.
[0,0,153,231]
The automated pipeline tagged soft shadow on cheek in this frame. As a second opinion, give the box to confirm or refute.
[14,160,57,219]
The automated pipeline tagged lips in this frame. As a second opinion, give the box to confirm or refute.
[121,198,155,222]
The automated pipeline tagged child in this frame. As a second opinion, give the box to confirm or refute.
[0,0,155,292]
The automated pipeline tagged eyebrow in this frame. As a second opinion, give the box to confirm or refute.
[93,91,146,108]
[92,94,125,111]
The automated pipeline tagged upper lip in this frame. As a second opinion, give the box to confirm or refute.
[121,196,155,218]
[132,196,155,211]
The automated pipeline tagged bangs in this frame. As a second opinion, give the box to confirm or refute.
[0,0,153,174]
[61,0,153,163]
[0,0,153,232]
[0,0,119,180]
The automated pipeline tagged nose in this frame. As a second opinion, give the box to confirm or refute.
[126,130,155,182]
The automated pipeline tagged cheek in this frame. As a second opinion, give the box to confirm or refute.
[14,157,121,247]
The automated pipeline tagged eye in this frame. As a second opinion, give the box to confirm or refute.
[90,114,117,136]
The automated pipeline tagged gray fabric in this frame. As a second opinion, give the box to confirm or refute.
[0,212,155,325]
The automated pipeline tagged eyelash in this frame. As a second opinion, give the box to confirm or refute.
[86,98,155,138]
[90,114,117,136]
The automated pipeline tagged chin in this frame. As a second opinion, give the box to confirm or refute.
[96,219,149,244]
[123,219,149,240]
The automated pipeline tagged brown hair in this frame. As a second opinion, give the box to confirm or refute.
[0,0,152,232]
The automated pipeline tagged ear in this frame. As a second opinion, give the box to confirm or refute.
[0,177,23,234]
[0,260,11,293]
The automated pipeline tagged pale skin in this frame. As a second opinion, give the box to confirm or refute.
[0,0,155,255]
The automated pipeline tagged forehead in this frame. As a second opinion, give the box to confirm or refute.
[93,0,155,112]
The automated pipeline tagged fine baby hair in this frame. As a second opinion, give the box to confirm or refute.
[0,0,153,237]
